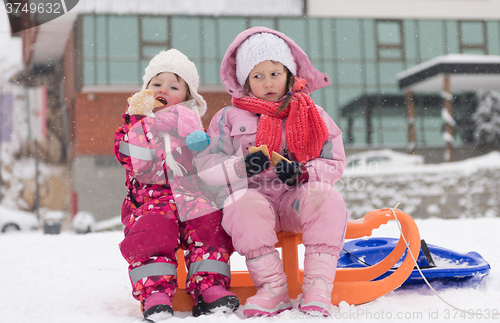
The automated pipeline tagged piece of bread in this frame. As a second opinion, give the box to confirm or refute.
[127,89,155,116]
[154,99,164,108]
[271,151,291,167]
[248,145,291,167]
[248,145,270,159]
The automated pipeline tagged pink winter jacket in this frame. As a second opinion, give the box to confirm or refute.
[220,27,331,98]
[195,27,346,204]
[114,105,217,223]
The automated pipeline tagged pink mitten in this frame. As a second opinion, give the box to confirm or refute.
[173,105,204,136]
[155,105,203,136]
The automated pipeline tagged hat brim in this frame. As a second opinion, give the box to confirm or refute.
[190,91,207,117]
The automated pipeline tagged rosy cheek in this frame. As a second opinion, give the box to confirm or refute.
[168,94,184,106]
[250,84,261,98]
[147,86,158,96]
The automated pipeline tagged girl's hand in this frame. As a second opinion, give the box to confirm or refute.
[127,90,155,116]
[275,160,309,186]
[235,151,270,178]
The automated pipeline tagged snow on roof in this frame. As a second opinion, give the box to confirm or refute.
[73,0,304,16]
[397,54,500,92]
[397,54,500,81]
[24,0,303,65]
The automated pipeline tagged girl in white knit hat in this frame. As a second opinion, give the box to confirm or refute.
[195,27,349,317]
[114,49,238,321]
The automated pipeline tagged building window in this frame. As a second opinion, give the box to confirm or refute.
[375,20,405,61]
[140,16,171,69]
[82,14,142,86]
[459,21,487,54]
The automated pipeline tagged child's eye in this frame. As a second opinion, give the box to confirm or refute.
[170,86,178,90]
[271,72,280,76]
[253,74,262,79]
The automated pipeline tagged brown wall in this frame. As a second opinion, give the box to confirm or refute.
[74,92,129,155]
[63,29,76,110]
[199,91,232,129]
[73,90,231,155]
[20,21,38,64]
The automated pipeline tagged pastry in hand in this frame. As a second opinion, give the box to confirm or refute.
[249,145,291,167]
[248,145,270,159]
[127,89,163,116]
[271,151,291,167]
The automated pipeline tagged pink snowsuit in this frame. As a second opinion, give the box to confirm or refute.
[114,104,233,302]
[195,27,349,261]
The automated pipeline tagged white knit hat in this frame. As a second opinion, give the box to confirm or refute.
[235,32,297,86]
[142,49,207,117]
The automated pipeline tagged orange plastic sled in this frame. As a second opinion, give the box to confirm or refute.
[171,208,420,311]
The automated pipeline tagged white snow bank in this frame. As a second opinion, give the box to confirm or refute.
[344,151,500,176]
[0,216,498,323]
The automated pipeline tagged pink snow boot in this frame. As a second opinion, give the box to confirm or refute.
[298,253,337,317]
[243,250,293,317]
[192,285,239,317]
[142,292,173,322]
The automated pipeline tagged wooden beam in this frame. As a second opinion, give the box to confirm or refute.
[443,75,455,162]
[406,90,416,154]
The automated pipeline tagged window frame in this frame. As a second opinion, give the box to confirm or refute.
[458,20,488,54]
[375,19,405,62]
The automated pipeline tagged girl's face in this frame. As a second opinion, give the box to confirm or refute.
[147,72,188,110]
[248,60,288,102]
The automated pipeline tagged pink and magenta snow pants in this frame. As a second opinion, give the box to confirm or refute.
[119,195,233,301]
[222,181,349,260]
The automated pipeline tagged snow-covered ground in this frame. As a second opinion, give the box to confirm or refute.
[1,214,499,323]
[1,5,499,323]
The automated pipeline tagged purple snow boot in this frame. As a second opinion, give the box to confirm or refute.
[298,253,337,317]
[243,250,293,317]
[142,292,173,322]
[192,285,239,317]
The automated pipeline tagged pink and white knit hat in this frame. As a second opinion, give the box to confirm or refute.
[235,32,297,86]
[142,49,207,117]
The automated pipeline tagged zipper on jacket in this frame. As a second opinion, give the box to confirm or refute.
[128,189,140,208]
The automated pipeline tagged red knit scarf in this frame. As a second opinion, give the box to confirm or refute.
[232,77,329,164]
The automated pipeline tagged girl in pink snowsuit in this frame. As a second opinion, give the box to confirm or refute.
[114,49,238,321]
[195,27,349,317]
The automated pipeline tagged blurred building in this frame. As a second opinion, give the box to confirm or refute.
[8,0,500,221]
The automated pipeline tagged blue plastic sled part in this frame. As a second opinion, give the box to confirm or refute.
[338,237,491,286]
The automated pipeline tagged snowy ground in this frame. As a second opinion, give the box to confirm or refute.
[1,215,499,323]
[1,7,499,323]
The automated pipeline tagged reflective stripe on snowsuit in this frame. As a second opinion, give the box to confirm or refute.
[119,141,156,161]
[115,112,234,301]
[130,262,177,285]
